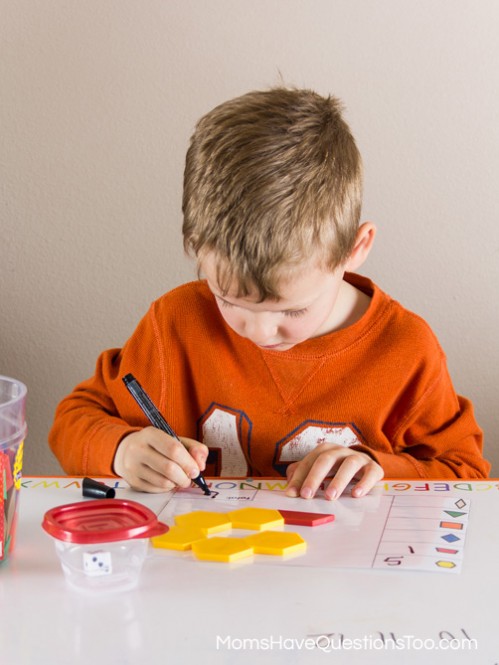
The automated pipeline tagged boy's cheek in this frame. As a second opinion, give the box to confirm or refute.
[217,309,239,332]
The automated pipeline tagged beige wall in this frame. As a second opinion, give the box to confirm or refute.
[2,0,498,476]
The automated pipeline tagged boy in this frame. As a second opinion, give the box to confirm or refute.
[49,87,490,499]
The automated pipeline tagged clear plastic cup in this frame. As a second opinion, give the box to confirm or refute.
[42,499,169,593]
[53,537,150,593]
[0,376,27,562]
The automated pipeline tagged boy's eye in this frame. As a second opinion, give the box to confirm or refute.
[216,294,307,318]
[284,308,307,318]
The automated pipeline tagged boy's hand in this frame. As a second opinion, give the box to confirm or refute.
[285,443,383,500]
[113,427,208,493]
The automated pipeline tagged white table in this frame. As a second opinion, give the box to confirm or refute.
[1,477,498,665]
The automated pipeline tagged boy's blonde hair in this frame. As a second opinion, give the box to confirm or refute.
[182,87,363,300]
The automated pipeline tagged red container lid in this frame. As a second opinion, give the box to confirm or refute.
[42,499,169,544]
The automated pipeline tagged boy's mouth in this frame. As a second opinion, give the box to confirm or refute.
[258,342,290,350]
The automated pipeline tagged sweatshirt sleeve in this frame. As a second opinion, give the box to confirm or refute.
[48,303,165,476]
[355,358,490,479]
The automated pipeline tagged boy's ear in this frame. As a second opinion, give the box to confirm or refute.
[344,222,376,272]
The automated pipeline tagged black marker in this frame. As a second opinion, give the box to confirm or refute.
[122,373,211,496]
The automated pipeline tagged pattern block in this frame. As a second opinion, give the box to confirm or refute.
[244,531,307,556]
[191,537,254,563]
[152,508,316,563]
[278,510,335,527]
[151,526,206,551]
[227,507,284,531]
[174,511,232,534]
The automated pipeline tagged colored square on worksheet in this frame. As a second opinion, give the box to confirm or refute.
[439,521,463,530]
[278,510,335,527]
[228,507,284,530]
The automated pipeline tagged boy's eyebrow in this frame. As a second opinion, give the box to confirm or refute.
[212,290,310,313]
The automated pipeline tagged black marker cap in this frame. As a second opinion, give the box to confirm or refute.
[82,477,116,499]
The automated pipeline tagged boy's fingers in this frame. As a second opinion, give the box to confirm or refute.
[284,462,299,495]
[285,448,339,498]
[131,464,178,493]
[114,429,208,492]
[298,449,348,499]
[326,458,383,500]
[136,443,192,488]
[180,437,209,471]
[285,445,383,500]
[146,429,201,479]
[323,455,367,500]
[350,464,384,498]
[285,456,317,497]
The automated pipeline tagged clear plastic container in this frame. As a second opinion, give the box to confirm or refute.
[0,376,27,562]
[42,499,168,593]
[53,537,150,593]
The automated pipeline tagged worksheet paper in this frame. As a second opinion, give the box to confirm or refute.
[156,481,469,573]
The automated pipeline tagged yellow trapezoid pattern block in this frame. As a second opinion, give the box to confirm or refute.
[228,507,285,531]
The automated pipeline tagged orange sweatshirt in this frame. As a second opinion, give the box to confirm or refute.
[49,274,490,479]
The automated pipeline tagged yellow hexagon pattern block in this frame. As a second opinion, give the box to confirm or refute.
[244,531,307,556]
[192,537,255,563]
[151,526,206,551]
[228,507,285,531]
[174,511,232,534]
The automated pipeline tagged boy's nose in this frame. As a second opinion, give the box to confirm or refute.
[244,315,278,345]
